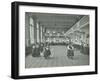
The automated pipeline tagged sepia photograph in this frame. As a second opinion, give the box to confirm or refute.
[25,12,90,68]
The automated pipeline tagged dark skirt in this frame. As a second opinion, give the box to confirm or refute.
[67,50,74,56]
[40,46,44,52]
[44,50,51,58]
[32,48,40,57]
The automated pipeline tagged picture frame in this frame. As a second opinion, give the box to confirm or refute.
[11,1,98,79]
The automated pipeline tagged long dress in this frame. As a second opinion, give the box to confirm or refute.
[40,45,44,52]
[40,45,44,56]
[44,49,51,59]
[32,47,40,57]
[67,45,74,57]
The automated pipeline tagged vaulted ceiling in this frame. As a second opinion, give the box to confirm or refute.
[27,12,84,31]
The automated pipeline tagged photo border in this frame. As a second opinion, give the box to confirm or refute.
[11,1,98,79]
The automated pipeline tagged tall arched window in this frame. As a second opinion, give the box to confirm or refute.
[29,17,34,44]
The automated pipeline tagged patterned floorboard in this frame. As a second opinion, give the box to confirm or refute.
[25,45,89,68]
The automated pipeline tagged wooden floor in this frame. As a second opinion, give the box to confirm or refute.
[25,45,89,68]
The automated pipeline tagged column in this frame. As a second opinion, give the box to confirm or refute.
[42,27,45,43]
[36,22,40,43]
[33,17,37,44]
[39,23,41,43]
[40,25,43,43]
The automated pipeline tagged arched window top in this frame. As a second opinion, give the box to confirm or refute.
[29,17,34,26]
